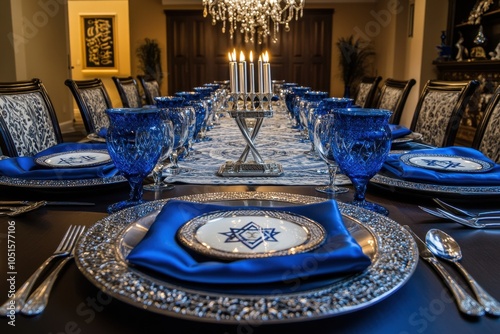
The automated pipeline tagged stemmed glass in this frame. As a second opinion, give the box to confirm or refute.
[307,97,353,158]
[332,108,392,215]
[143,98,178,192]
[105,108,166,213]
[176,91,208,143]
[291,86,311,132]
[313,114,349,195]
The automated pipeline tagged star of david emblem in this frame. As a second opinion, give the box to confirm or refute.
[219,221,280,250]
[422,159,462,169]
[57,155,98,165]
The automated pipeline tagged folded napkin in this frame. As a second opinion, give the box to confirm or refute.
[382,146,500,185]
[97,128,108,138]
[0,143,118,180]
[126,199,371,285]
[390,124,412,139]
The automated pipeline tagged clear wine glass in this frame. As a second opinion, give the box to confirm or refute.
[313,114,349,195]
[332,108,392,215]
[105,108,165,213]
[307,97,353,158]
[143,98,178,192]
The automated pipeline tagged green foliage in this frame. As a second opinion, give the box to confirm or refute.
[336,36,375,95]
[136,38,163,85]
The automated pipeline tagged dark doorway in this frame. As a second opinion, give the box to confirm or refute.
[165,9,333,95]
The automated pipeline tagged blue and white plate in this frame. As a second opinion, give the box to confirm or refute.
[35,150,111,168]
[399,153,494,173]
[177,209,326,260]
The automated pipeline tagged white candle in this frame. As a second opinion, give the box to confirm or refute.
[249,51,255,94]
[228,51,238,93]
[238,51,247,94]
[263,51,272,94]
[258,55,264,94]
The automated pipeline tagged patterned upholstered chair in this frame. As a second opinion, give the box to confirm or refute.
[410,79,479,147]
[472,85,500,163]
[65,78,113,134]
[353,76,382,108]
[374,78,416,124]
[0,78,63,157]
[137,75,161,105]
[112,76,142,108]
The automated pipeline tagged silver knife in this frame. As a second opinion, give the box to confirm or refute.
[0,201,94,206]
[403,225,485,317]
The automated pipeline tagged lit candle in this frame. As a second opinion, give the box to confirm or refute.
[228,51,237,93]
[249,51,255,94]
[238,50,247,94]
[263,51,272,94]
[258,55,264,94]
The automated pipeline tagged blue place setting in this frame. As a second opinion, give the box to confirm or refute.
[389,124,412,139]
[0,143,118,180]
[382,146,500,186]
[126,199,371,285]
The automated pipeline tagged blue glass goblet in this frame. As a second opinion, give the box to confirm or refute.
[176,91,207,143]
[313,114,349,195]
[106,108,165,213]
[332,108,392,215]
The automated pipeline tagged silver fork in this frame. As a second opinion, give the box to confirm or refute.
[433,198,500,218]
[0,225,83,316]
[21,225,85,315]
[419,206,500,229]
[436,208,500,229]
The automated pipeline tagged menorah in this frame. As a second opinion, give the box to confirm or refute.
[217,92,283,177]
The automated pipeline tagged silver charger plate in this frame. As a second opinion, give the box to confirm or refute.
[0,175,125,189]
[35,150,111,168]
[74,192,418,324]
[177,209,326,260]
[370,174,500,196]
[399,153,494,173]
[392,131,423,144]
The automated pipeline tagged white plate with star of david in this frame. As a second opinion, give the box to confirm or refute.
[399,153,494,173]
[176,209,326,260]
[35,150,111,168]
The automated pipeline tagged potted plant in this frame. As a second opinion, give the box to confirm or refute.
[336,35,375,98]
[136,38,163,85]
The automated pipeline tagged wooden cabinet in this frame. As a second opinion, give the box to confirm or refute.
[434,0,500,146]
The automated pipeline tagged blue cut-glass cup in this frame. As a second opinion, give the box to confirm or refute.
[105,108,165,213]
[332,108,392,215]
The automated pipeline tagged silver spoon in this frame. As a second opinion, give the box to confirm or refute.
[426,229,500,316]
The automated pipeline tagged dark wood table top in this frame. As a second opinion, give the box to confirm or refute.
[1,182,499,333]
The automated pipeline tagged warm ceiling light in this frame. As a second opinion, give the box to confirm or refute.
[202,0,305,44]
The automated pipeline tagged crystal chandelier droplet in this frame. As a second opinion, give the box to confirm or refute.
[202,0,305,44]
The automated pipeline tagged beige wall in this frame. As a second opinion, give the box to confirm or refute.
[0,0,16,81]
[2,0,74,132]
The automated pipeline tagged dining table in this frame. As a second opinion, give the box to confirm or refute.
[1,109,500,334]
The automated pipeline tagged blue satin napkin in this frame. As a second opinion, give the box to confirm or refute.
[0,143,118,180]
[382,146,500,185]
[390,124,412,139]
[126,199,371,284]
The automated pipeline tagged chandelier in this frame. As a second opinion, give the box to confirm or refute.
[202,0,305,44]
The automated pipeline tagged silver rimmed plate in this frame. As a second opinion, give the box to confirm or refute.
[371,174,500,196]
[177,209,326,260]
[0,175,125,189]
[35,150,111,168]
[399,153,494,173]
[75,192,418,324]
[392,132,423,144]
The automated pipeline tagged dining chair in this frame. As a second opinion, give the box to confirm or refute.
[471,85,500,163]
[112,76,143,108]
[374,78,416,125]
[0,78,63,157]
[409,79,480,147]
[353,76,382,108]
[137,75,161,105]
[64,78,113,134]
